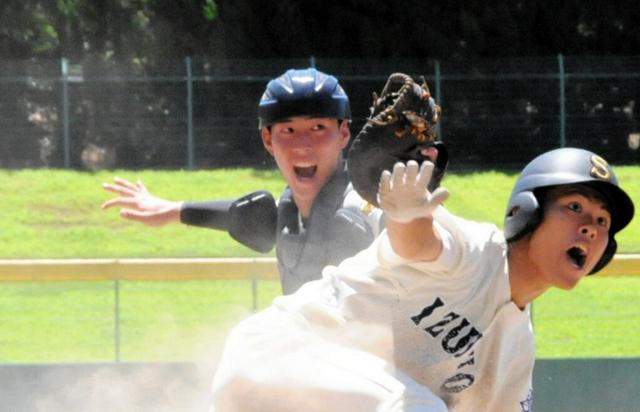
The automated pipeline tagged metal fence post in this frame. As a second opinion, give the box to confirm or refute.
[60,58,71,168]
[434,60,442,139]
[114,278,121,362]
[186,57,195,169]
[557,54,566,147]
[252,276,258,312]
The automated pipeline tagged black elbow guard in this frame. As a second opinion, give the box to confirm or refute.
[228,190,278,253]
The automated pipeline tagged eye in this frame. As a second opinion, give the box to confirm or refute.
[311,123,326,131]
[567,202,582,213]
[596,216,609,227]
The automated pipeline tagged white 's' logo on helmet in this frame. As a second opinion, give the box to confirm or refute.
[590,155,611,181]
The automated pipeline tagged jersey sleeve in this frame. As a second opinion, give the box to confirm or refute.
[377,207,463,276]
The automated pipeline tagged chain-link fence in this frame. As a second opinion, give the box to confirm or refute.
[1,55,639,170]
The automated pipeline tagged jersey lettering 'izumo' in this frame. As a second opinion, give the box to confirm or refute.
[410,296,483,393]
[411,297,483,358]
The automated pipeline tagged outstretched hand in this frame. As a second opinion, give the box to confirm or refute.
[377,160,449,223]
[101,177,182,226]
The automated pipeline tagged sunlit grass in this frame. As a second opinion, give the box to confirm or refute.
[0,276,638,362]
[1,166,638,258]
[534,276,640,358]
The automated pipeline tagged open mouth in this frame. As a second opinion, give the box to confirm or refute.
[294,165,317,179]
[566,246,586,269]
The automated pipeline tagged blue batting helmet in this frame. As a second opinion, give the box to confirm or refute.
[258,68,351,129]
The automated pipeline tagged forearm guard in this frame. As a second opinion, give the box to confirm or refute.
[180,190,278,253]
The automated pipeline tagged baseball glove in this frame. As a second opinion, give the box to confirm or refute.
[347,73,448,207]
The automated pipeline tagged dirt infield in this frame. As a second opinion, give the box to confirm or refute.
[1,359,639,412]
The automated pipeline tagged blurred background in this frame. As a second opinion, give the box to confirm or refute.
[1,1,639,170]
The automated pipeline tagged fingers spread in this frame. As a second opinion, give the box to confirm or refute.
[430,187,450,207]
[101,197,141,210]
[391,162,406,188]
[417,161,434,190]
[405,160,420,185]
[112,177,139,190]
[135,179,148,193]
[379,170,392,194]
[102,182,137,197]
[377,170,392,206]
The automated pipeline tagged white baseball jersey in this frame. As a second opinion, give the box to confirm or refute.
[210,207,535,412]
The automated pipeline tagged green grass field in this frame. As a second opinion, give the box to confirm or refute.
[0,277,638,363]
[0,167,638,362]
[1,166,638,258]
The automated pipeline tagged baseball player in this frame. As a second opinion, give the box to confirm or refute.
[208,147,634,411]
[101,69,448,295]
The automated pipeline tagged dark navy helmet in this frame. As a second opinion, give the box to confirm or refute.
[504,147,634,274]
[258,68,351,129]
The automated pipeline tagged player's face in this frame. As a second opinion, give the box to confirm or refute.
[262,116,350,216]
[526,191,611,289]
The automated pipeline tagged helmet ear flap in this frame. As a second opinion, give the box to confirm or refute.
[589,237,617,275]
[504,191,541,241]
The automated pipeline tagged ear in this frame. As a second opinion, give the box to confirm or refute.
[338,120,351,149]
[261,128,275,156]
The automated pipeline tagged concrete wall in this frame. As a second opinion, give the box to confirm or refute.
[1,359,638,411]
[533,358,640,412]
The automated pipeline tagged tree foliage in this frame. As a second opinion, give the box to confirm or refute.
[1,0,639,62]
[1,1,639,170]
